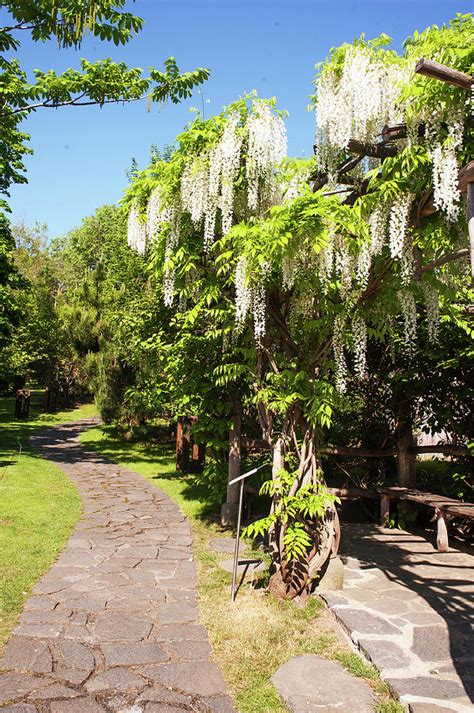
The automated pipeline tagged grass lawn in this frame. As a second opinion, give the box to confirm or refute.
[81,424,403,713]
[0,395,97,649]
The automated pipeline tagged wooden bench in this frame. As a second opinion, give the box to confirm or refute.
[378,487,474,552]
[328,486,379,500]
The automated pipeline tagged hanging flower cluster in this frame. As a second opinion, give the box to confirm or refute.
[234,256,267,344]
[127,204,147,255]
[178,101,286,254]
[398,289,417,356]
[356,242,372,288]
[280,164,312,205]
[400,238,414,285]
[422,283,440,342]
[246,103,287,210]
[282,253,297,291]
[352,314,368,378]
[147,186,174,238]
[252,283,267,345]
[333,315,348,393]
[388,193,411,259]
[315,46,404,172]
[235,256,252,327]
[429,122,463,223]
[127,99,288,307]
[369,204,388,256]
[180,113,244,251]
[163,214,181,307]
[334,236,355,298]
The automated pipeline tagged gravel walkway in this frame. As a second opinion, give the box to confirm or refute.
[0,420,234,712]
[323,523,473,713]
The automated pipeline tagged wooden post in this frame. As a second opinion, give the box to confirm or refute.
[396,401,416,488]
[459,161,474,285]
[436,509,449,552]
[221,400,242,527]
[467,181,474,285]
[176,417,191,472]
[380,495,390,526]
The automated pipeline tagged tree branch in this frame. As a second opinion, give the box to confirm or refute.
[2,94,144,118]
[0,22,37,33]
[267,296,299,357]
[421,248,469,273]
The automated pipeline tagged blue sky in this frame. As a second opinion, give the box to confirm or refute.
[7,1,472,237]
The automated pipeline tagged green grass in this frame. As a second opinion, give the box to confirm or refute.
[81,424,403,713]
[0,395,97,649]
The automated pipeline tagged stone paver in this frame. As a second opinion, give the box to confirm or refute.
[322,523,474,712]
[210,538,246,555]
[0,420,235,712]
[272,654,374,712]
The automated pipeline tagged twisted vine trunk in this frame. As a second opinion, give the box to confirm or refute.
[268,424,339,599]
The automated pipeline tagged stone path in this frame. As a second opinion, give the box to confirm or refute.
[323,523,473,713]
[272,655,374,712]
[0,420,234,712]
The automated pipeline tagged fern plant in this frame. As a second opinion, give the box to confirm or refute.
[243,469,339,561]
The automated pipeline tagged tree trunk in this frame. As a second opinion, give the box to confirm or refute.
[221,399,242,527]
[467,181,474,285]
[270,427,335,598]
[268,435,286,570]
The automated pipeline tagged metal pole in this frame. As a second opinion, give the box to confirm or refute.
[231,478,245,602]
[227,462,268,603]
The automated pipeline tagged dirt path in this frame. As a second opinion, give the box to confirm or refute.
[0,420,234,712]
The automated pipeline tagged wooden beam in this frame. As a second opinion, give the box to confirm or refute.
[381,123,426,143]
[381,123,407,142]
[241,436,271,451]
[324,445,397,457]
[414,58,473,91]
[323,444,470,458]
[411,445,471,457]
[347,139,398,159]
[327,487,379,500]
[458,161,474,192]
[310,153,364,191]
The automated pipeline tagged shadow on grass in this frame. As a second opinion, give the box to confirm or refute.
[0,396,94,464]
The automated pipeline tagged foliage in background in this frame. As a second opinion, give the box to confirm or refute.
[0,0,208,382]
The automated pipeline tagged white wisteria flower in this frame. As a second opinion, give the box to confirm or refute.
[389,193,411,260]
[333,314,348,393]
[352,314,368,378]
[398,288,417,356]
[127,203,147,255]
[246,102,287,211]
[422,283,440,342]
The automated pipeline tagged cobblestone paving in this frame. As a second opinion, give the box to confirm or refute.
[323,524,473,713]
[0,420,235,712]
